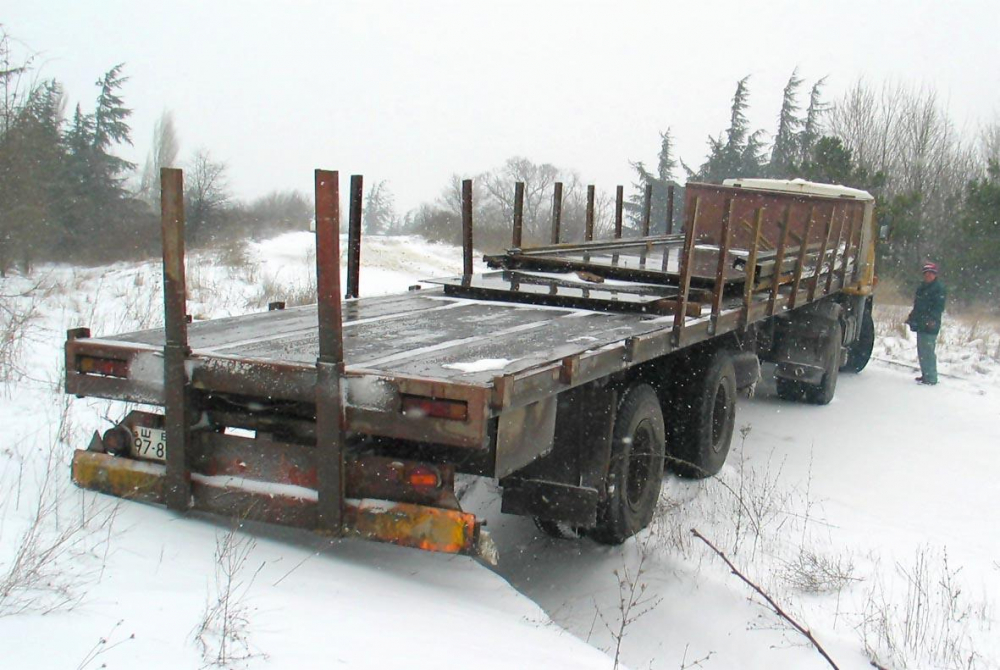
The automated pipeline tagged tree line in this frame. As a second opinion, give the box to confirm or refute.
[0,29,311,276]
[2,27,997,304]
[399,70,998,305]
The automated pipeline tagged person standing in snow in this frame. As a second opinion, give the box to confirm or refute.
[906,262,946,385]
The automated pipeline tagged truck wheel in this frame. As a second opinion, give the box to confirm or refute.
[842,307,874,373]
[667,352,737,479]
[590,384,665,545]
[534,518,585,540]
[805,321,842,405]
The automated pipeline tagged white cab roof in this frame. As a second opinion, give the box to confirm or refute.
[721,178,874,201]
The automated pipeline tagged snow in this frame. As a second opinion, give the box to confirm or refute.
[441,358,515,373]
[2,231,999,669]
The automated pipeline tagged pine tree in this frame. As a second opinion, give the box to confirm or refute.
[91,63,134,199]
[768,69,804,178]
[799,77,827,167]
[626,129,682,233]
[693,76,766,182]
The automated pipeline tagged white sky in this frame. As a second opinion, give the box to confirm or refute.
[6,0,999,212]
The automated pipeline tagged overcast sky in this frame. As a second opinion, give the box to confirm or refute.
[6,0,999,211]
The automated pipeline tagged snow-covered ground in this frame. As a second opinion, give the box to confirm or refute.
[1,232,997,669]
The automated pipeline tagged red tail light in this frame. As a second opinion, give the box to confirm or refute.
[78,356,129,378]
[401,395,468,421]
[407,465,441,489]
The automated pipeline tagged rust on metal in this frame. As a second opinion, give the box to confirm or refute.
[672,195,700,344]
[839,206,860,286]
[585,185,595,242]
[462,179,474,277]
[71,450,479,557]
[788,205,815,309]
[809,205,837,302]
[825,206,847,295]
[767,205,793,317]
[741,207,764,327]
[710,197,734,332]
[314,169,346,535]
[614,186,624,239]
[159,168,192,512]
[551,182,563,244]
[512,181,525,248]
[666,184,675,235]
[346,174,363,299]
[641,183,653,237]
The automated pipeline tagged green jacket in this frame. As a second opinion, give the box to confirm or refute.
[908,279,946,335]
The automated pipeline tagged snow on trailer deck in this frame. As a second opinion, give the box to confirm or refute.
[97,285,676,385]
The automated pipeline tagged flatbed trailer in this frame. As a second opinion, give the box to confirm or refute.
[67,170,877,562]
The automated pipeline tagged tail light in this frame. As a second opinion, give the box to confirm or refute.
[407,465,442,489]
[401,395,468,421]
[78,355,130,378]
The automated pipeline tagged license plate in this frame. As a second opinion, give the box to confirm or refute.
[131,425,167,462]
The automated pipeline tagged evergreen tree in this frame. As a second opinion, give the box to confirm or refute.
[626,129,682,233]
[768,69,804,177]
[692,76,766,182]
[799,77,828,166]
[946,161,1000,302]
[91,63,134,200]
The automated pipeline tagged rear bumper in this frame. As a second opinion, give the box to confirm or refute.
[72,449,497,563]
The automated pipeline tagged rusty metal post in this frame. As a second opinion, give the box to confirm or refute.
[825,207,847,295]
[585,185,595,242]
[512,181,525,248]
[346,174,363,299]
[551,182,563,244]
[710,198,734,334]
[672,196,700,345]
[666,184,675,235]
[809,205,836,303]
[768,205,793,317]
[788,206,815,309]
[839,206,860,287]
[314,169,346,535]
[160,168,192,512]
[462,179,474,277]
[742,207,764,327]
[641,183,653,237]
[614,186,624,239]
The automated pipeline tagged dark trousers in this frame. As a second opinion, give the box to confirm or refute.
[917,332,938,383]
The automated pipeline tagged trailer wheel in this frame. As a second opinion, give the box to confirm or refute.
[667,352,737,479]
[534,518,585,540]
[842,306,874,373]
[590,384,665,545]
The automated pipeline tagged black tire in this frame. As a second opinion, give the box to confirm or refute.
[842,306,874,373]
[534,518,585,540]
[590,384,665,545]
[805,321,842,405]
[667,352,737,479]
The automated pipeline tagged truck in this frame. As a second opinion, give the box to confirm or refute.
[66,169,877,563]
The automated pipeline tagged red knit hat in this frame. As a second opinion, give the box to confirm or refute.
[922,262,938,274]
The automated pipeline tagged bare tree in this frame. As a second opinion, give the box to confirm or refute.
[138,109,179,206]
[184,148,229,247]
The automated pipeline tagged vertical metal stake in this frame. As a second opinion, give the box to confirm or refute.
[666,184,675,235]
[585,185,595,242]
[614,186,624,240]
[160,168,192,512]
[314,169,345,535]
[462,179,474,278]
[551,182,563,244]
[641,183,653,237]
[346,174,363,299]
[512,182,525,248]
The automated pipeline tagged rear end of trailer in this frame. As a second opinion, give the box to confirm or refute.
[66,169,878,561]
